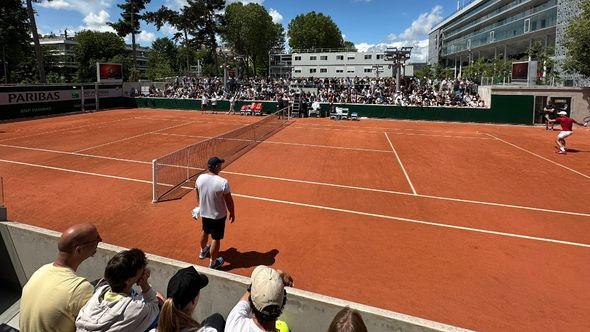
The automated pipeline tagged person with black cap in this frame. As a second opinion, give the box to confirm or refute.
[195,156,235,269]
[155,266,225,332]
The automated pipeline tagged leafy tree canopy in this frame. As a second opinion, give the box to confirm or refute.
[74,30,126,82]
[0,0,35,82]
[563,0,590,78]
[222,2,285,76]
[287,12,344,50]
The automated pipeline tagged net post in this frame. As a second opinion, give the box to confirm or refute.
[152,159,157,203]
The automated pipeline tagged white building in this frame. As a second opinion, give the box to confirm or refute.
[290,50,393,78]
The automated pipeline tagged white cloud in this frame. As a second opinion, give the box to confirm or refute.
[354,6,444,63]
[38,0,115,16]
[81,10,115,33]
[355,40,430,63]
[389,6,443,41]
[137,31,156,44]
[269,8,283,24]
[38,0,118,33]
[39,0,72,9]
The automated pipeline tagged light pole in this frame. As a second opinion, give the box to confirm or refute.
[385,47,413,92]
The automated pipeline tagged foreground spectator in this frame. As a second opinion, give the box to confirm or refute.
[75,248,160,331]
[225,265,294,332]
[20,223,101,332]
[327,307,367,332]
[156,266,225,332]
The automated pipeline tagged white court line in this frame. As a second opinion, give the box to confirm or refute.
[75,121,196,153]
[0,143,150,165]
[2,142,590,218]
[386,132,494,139]
[0,116,137,143]
[293,121,483,134]
[486,133,590,180]
[385,132,417,195]
[0,157,588,248]
[152,132,393,153]
[291,125,492,139]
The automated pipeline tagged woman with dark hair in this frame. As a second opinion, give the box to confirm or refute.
[157,266,224,332]
[327,307,368,332]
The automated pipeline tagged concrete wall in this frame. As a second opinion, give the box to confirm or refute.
[489,86,590,122]
[0,221,469,332]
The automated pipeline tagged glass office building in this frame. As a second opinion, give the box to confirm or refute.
[428,0,587,85]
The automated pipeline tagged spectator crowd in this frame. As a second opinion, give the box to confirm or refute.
[133,76,486,108]
[19,223,369,332]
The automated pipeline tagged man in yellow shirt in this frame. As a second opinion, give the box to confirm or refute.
[20,223,102,332]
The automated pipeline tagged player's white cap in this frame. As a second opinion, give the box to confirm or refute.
[558,111,567,115]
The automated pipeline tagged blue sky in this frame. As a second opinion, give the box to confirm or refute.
[34,0,464,62]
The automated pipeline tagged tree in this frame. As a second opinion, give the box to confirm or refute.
[343,40,357,52]
[25,0,50,83]
[222,2,285,76]
[0,0,35,83]
[147,38,177,80]
[526,40,559,84]
[109,0,151,81]
[287,12,344,50]
[563,0,590,78]
[74,30,126,82]
[145,0,225,74]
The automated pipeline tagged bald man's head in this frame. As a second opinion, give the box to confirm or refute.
[58,223,101,253]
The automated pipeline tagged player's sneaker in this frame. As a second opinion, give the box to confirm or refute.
[209,257,224,269]
[199,245,210,259]
[557,150,566,154]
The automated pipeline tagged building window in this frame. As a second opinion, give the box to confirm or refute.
[294,68,302,73]
[364,68,372,73]
[320,55,328,60]
[490,31,495,42]
[336,55,344,60]
[364,54,372,60]
[294,56,301,61]
[524,18,531,33]
[320,68,327,73]
[347,68,355,73]
[376,54,384,60]
[310,56,317,60]
[310,68,317,73]
[336,68,344,73]
[347,55,355,60]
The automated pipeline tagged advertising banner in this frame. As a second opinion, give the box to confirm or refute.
[97,63,123,83]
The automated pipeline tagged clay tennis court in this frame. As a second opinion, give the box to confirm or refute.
[1,108,589,331]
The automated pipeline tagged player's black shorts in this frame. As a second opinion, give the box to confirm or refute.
[202,216,227,240]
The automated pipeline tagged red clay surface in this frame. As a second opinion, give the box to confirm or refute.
[1,108,590,331]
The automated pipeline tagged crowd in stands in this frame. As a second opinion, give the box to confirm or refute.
[132,76,486,108]
[19,223,369,332]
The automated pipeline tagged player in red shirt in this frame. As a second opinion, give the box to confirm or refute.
[549,110,587,154]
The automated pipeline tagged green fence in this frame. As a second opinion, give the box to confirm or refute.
[1,85,534,125]
[319,95,534,125]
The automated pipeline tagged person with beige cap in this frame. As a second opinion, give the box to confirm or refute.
[224,266,294,332]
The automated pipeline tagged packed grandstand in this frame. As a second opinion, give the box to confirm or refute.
[130,76,486,108]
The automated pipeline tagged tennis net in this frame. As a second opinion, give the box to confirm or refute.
[152,107,290,202]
